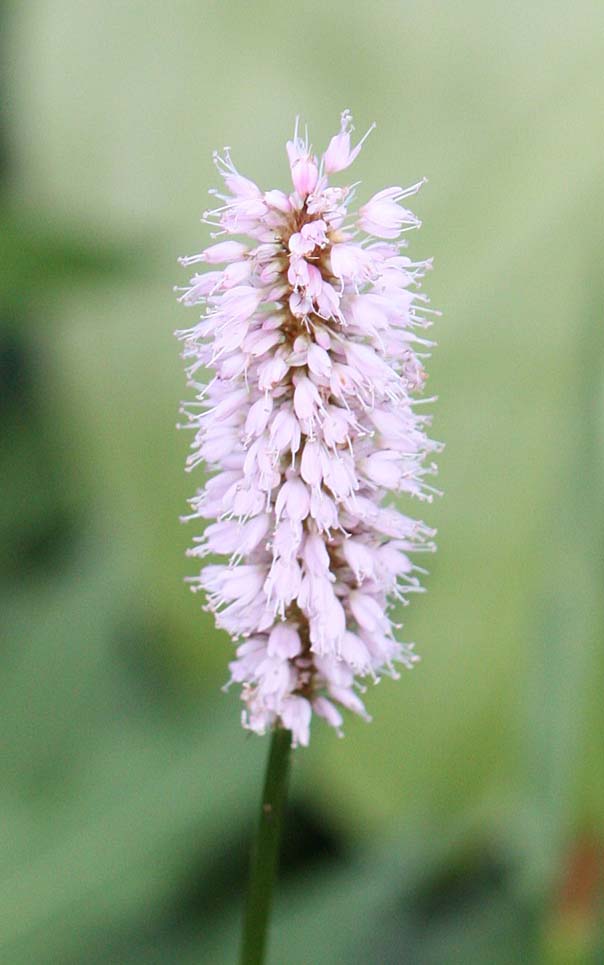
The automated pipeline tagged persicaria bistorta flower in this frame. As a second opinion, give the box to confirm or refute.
[176,111,441,748]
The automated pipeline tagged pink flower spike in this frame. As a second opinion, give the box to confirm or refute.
[177,110,439,746]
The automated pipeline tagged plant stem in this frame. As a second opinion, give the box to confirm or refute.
[240,726,292,965]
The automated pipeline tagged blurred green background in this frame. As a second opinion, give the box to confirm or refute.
[2,1,603,962]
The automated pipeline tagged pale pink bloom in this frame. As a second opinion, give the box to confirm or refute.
[359,183,425,239]
[340,631,372,673]
[245,395,274,440]
[341,538,376,583]
[323,109,376,175]
[267,623,302,659]
[177,111,439,745]
[280,696,312,748]
[264,189,292,214]
[221,260,252,288]
[309,492,339,536]
[307,343,332,379]
[287,120,319,198]
[289,220,327,255]
[312,695,344,734]
[275,477,310,523]
[293,374,322,422]
[330,243,376,282]
[198,240,248,264]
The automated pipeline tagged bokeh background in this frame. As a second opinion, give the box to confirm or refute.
[2,2,603,962]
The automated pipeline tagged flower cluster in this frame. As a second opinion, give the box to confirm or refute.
[176,111,440,747]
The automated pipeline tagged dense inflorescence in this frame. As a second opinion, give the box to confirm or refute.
[176,111,440,747]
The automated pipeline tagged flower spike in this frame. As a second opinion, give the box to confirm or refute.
[176,112,440,748]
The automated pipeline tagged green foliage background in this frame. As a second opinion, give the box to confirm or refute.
[2,2,603,962]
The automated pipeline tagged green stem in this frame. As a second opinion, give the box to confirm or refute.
[240,727,292,965]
